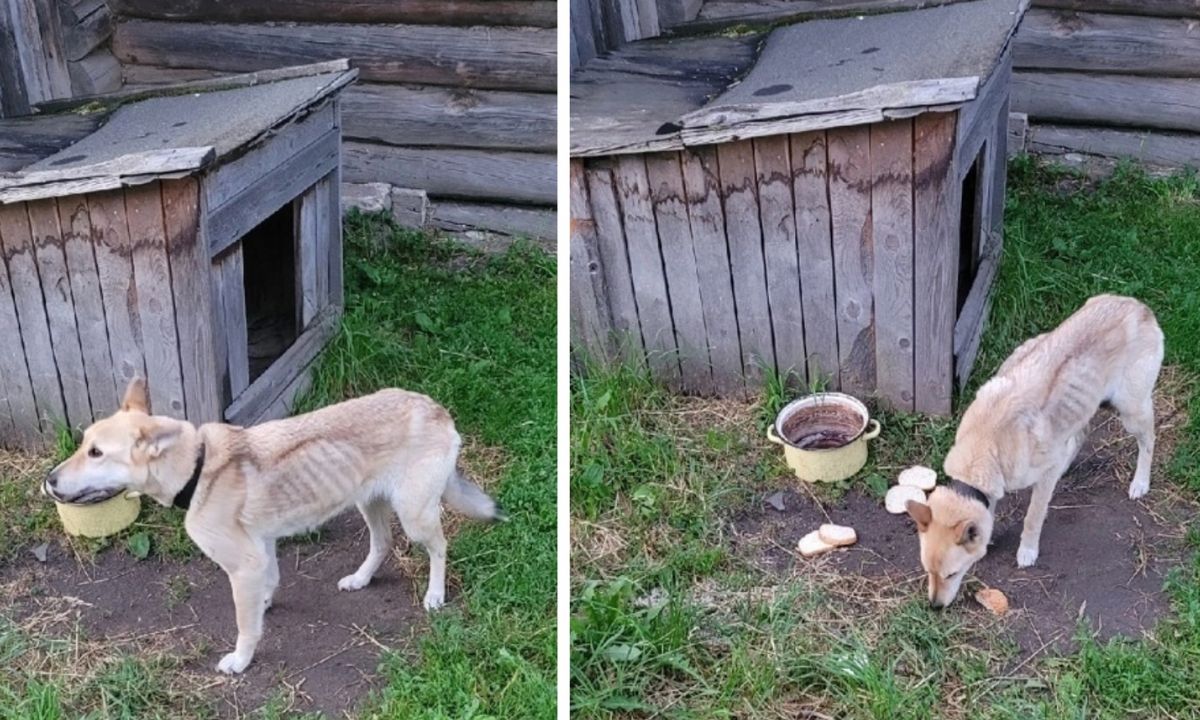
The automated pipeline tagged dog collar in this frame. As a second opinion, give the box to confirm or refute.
[172,443,206,510]
[948,478,991,510]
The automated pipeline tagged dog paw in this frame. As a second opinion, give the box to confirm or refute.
[1128,478,1150,500]
[217,652,251,675]
[1016,546,1039,568]
[337,574,370,591]
[423,590,445,611]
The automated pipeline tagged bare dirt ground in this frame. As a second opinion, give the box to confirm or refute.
[4,512,429,718]
[734,404,1196,662]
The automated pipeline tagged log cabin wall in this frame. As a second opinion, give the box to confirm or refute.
[104,0,556,240]
[1012,0,1200,166]
[571,0,702,68]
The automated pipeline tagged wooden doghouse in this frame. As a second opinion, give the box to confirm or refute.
[570,0,1027,415]
[0,61,356,448]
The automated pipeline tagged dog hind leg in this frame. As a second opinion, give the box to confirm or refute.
[339,499,395,591]
[1115,392,1155,500]
[395,499,449,611]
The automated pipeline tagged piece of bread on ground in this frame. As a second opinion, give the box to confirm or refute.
[798,530,836,557]
[898,465,937,491]
[885,484,927,514]
[818,523,857,547]
[975,588,1009,616]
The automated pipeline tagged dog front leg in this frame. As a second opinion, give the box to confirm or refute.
[218,568,268,674]
[1018,475,1060,567]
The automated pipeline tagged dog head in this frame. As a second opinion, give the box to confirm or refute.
[906,487,994,608]
[44,378,188,505]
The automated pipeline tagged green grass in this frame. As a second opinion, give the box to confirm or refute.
[570,159,1200,718]
[0,214,556,719]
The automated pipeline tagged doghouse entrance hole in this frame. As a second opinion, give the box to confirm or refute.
[241,203,300,382]
[956,146,986,314]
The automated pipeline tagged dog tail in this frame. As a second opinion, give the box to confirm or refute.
[443,470,506,522]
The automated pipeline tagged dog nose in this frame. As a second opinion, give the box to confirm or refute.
[46,472,58,489]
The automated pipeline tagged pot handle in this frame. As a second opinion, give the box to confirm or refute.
[863,419,881,441]
[766,424,785,445]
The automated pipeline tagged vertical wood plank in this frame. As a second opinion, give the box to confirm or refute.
[295,186,319,328]
[569,159,613,361]
[827,125,875,397]
[990,97,1009,237]
[870,119,915,412]
[123,182,186,418]
[58,195,118,417]
[790,131,839,388]
[0,202,64,432]
[913,111,961,416]
[585,162,643,365]
[162,178,221,424]
[717,139,774,391]
[645,151,712,394]
[27,199,91,429]
[679,146,742,395]
[327,103,344,311]
[215,247,249,401]
[613,154,680,385]
[0,212,39,445]
[313,176,331,310]
[754,135,805,387]
[89,189,146,399]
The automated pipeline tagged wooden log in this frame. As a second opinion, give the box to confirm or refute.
[1014,9,1200,77]
[827,125,875,398]
[870,119,915,412]
[679,146,742,394]
[790,131,839,389]
[585,163,643,364]
[1033,0,1200,19]
[613,154,681,385]
[913,112,960,416]
[754,136,806,387]
[342,143,554,206]
[67,47,121,97]
[0,202,64,432]
[87,190,147,400]
[646,151,712,394]
[1028,123,1200,166]
[717,139,774,391]
[569,160,612,361]
[62,0,111,61]
[429,201,555,240]
[108,0,556,28]
[1011,71,1200,135]
[57,195,119,417]
[123,183,186,418]
[112,20,556,92]
[0,207,40,445]
[162,178,221,423]
[27,199,92,429]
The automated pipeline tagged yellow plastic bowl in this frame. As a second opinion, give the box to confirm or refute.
[55,492,141,538]
[766,392,881,483]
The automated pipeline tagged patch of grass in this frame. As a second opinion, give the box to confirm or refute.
[570,160,1200,718]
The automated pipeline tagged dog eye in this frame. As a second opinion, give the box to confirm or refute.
[87,446,102,458]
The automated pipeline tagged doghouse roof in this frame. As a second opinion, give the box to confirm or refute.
[0,60,357,204]
[571,0,1028,157]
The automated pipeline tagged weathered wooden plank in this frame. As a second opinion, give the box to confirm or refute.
[569,160,612,361]
[990,99,1009,234]
[870,120,915,411]
[584,163,642,364]
[63,0,110,61]
[1008,111,1029,156]
[312,176,331,310]
[325,152,343,310]
[754,135,806,387]
[790,131,839,388]
[1028,123,1200,166]
[213,246,249,401]
[913,111,960,416]
[428,202,555,240]
[342,143,554,206]
[0,206,39,444]
[123,183,186,418]
[954,238,1001,388]
[224,307,338,425]
[295,183,320,328]
[251,354,316,425]
[1011,71,1200,135]
[0,202,64,431]
[87,190,146,398]
[56,195,118,417]
[0,147,216,203]
[717,139,774,391]
[8,0,72,104]
[645,151,711,394]
[957,48,1011,177]
[207,129,339,257]
[656,0,703,29]
[613,154,680,385]
[112,20,556,92]
[109,0,556,28]
[67,48,121,97]
[827,125,875,398]
[0,0,32,117]
[679,146,742,394]
[1034,0,1200,17]
[26,199,91,429]
[685,0,965,32]
[1014,9,1200,77]
[161,178,221,424]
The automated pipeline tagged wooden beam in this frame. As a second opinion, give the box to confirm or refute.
[108,0,556,28]
[429,202,555,240]
[1033,0,1200,18]
[1012,71,1200,134]
[1015,8,1200,77]
[680,0,966,34]
[1027,123,1200,166]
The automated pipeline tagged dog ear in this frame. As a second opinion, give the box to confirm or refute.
[121,378,150,414]
[955,521,979,546]
[906,500,931,532]
[136,422,181,459]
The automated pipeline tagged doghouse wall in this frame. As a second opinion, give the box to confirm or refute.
[0,178,217,448]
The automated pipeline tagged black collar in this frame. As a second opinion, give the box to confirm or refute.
[172,443,206,510]
[949,478,991,510]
